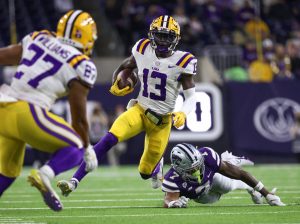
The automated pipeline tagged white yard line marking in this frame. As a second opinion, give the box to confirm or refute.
[0,217,46,224]
[3,191,299,200]
[1,198,161,203]
[0,205,157,210]
[1,204,299,211]
[1,195,298,204]
[1,210,300,219]
[5,189,300,194]
[5,188,159,193]
[2,193,162,199]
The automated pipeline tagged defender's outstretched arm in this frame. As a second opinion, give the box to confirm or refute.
[218,161,285,206]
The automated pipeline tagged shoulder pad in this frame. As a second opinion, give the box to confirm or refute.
[30,30,56,41]
[134,38,150,55]
[176,52,196,68]
[200,147,220,168]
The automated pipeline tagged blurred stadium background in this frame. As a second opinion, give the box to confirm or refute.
[1,0,300,167]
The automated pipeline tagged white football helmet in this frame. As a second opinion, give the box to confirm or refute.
[170,143,204,181]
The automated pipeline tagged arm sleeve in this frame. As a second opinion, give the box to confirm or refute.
[162,170,180,193]
[180,87,196,115]
[162,179,180,193]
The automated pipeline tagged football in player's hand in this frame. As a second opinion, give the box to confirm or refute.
[117,69,138,89]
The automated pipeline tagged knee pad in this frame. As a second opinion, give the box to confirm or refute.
[139,173,152,180]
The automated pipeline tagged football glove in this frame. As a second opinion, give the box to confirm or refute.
[109,78,134,96]
[84,145,98,172]
[171,112,186,128]
[266,188,285,206]
[168,196,189,208]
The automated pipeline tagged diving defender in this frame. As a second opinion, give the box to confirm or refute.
[163,143,285,208]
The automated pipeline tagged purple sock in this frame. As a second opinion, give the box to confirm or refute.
[151,163,161,177]
[73,132,118,182]
[47,146,84,176]
[0,174,16,197]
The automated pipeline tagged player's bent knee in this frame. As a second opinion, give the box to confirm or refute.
[139,173,152,180]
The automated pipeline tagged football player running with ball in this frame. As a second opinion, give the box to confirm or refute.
[58,15,198,195]
[163,143,285,208]
[0,10,98,211]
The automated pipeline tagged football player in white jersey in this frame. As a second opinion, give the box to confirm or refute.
[58,15,198,196]
[0,10,98,211]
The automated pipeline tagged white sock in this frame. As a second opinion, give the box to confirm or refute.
[212,173,251,194]
[40,165,55,180]
[230,180,251,191]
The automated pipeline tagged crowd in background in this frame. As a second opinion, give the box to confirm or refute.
[0,0,300,82]
[101,0,300,82]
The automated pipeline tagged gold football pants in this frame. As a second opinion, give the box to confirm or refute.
[110,103,172,176]
[0,101,82,177]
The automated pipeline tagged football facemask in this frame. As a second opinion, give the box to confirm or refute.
[170,143,204,182]
[148,15,180,53]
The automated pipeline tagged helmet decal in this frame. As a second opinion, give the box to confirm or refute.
[63,10,83,39]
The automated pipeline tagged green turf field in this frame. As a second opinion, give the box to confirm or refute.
[0,165,300,224]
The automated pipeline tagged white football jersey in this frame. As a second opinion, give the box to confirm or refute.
[132,38,197,115]
[4,30,97,109]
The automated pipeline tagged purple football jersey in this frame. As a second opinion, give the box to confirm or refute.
[162,147,221,199]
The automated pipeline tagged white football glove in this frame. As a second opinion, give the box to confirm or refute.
[266,194,285,206]
[179,196,189,205]
[266,188,285,206]
[168,196,189,208]
[84,145,98,172]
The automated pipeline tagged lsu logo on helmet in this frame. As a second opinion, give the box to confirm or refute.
[148,15,180,53]
[56,10,97,56]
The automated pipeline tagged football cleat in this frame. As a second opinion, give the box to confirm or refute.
[28,169,63,211]
[221,151,254,167]
[151,158,164,189]
[57,179,77,197]
[247,189,264,204]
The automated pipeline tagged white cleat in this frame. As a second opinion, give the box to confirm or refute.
[221,151,254,167]
[151,175,163,189]
[247,189,264,204]
[151,158,164,189]
[57,179,77,197]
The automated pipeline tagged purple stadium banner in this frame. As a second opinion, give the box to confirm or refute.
[226,80,300,161]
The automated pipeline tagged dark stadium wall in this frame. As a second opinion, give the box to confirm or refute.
[24,80,300,166]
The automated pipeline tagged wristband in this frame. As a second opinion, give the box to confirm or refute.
[254,181,264,191]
